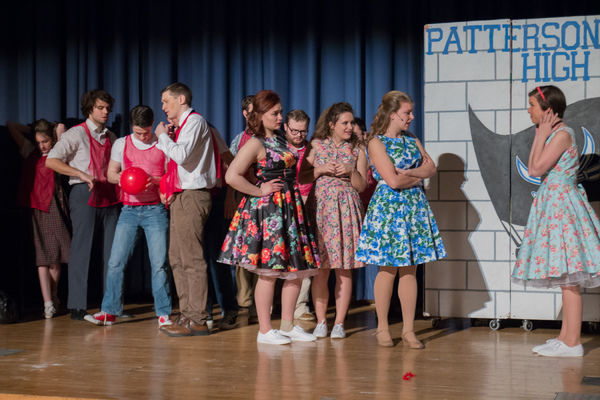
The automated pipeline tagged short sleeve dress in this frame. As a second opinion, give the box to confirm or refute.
[218,134,320,279]
[512,127,600,288]
[356,134,446,267]
[306,138,365,270]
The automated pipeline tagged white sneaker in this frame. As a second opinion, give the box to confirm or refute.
[330,323,346,339]
[532,338,558,353]
[257,329,292,345]
[44,304,56,319]
[280,325,317,342]
[537,340,583,357]
[158,315,173,328]
[313,320,328,338]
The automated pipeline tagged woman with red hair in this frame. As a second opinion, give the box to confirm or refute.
[219,90,320,345]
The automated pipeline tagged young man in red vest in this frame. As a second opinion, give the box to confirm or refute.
[86,105,172,327]
[46,90,120,322]
[155,83,217,337]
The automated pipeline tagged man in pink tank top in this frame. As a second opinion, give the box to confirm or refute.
[86,106,172,327]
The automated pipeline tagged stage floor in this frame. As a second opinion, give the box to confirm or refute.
[1,304,600,399]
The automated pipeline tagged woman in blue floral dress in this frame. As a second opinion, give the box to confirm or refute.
[356,91,446,348]
[219,90,320,345]
[512,86,600,357]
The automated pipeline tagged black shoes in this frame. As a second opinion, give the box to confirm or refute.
[219,313,238,330]
[70,308,88,321]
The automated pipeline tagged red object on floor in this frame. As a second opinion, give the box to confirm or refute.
[403,372,416,381]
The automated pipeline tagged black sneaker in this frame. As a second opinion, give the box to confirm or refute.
[70,308,88,321]
[219,313,238,330]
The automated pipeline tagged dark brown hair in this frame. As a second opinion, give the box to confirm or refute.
[33,118,57,143]
[247,90,281,139]
[312,102,360,149]
[161,82,193,106]
[80,90,115,118]
[528,85,567,118]
[285,109,310,126]
[129,105,154,128]
[242,95,254,112]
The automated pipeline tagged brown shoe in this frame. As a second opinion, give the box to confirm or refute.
[161,319,210,337]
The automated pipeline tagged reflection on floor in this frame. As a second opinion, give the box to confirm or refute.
[0,303,599,399]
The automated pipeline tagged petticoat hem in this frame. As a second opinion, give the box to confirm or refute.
[232,262,320,280]
[511,271,600,289]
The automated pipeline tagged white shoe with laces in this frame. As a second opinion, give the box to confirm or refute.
[257,329,292,345]
[280,325,317,342]
[313,320,328,338]
[537,340,583,357]
[158,315,173,328]
[44,303,56,319]
[330,323,346,339]
[532,338,558,353]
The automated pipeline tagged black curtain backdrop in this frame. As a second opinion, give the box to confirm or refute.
[1,0,598,310]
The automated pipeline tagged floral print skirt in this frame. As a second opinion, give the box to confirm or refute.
[218,181,320,280]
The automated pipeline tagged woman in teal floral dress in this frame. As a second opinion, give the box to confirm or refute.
[512,86,600,357]
[356,91,446,348]
[219,90,320,345]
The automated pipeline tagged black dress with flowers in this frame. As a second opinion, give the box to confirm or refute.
[218,134,320,279]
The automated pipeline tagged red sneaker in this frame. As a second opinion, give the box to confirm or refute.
[85,311,116,326]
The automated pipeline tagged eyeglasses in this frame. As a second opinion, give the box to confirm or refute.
[287,128,308,136]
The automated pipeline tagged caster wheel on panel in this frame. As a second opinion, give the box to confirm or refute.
[489,319,500,331]
[521,320,533,331]
[431,318,441,328]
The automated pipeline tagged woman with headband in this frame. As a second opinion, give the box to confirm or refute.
[512,85,600,357]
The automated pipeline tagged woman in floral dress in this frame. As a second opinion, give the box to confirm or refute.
[299,102,368,339]
[512,86,600,357]
[356,91,446,348]
[219,90,320,345]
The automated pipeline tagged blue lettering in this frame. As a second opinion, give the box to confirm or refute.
[552,52,570,81]
[484,24,501,53]
[562,21,580,50]
[521,53,541,82]
[571,51,590,81]
[523,24,541,51]
[582,20,600,49]
[507,24,521,52]
[541,53,551,82]
[463,25,482,54]
[443,27,463,54]
[427,28,443,55]
[542,22,560,50]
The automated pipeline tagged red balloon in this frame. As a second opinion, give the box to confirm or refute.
[120,167,149,195]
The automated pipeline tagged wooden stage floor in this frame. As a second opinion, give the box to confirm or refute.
[1,304,600,400]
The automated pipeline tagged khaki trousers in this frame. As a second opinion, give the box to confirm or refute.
[169,190,212,324]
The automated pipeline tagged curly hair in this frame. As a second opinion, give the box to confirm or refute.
[80,90,115,118]
[367,91,414,143]
[312,102,360,148]
[247,90,281,139]
[528,85,567,118]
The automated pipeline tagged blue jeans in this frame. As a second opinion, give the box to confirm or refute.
[102,204,171,316]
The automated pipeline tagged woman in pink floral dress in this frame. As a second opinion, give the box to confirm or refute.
[300,102,368,339]
[512,86,600,357]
